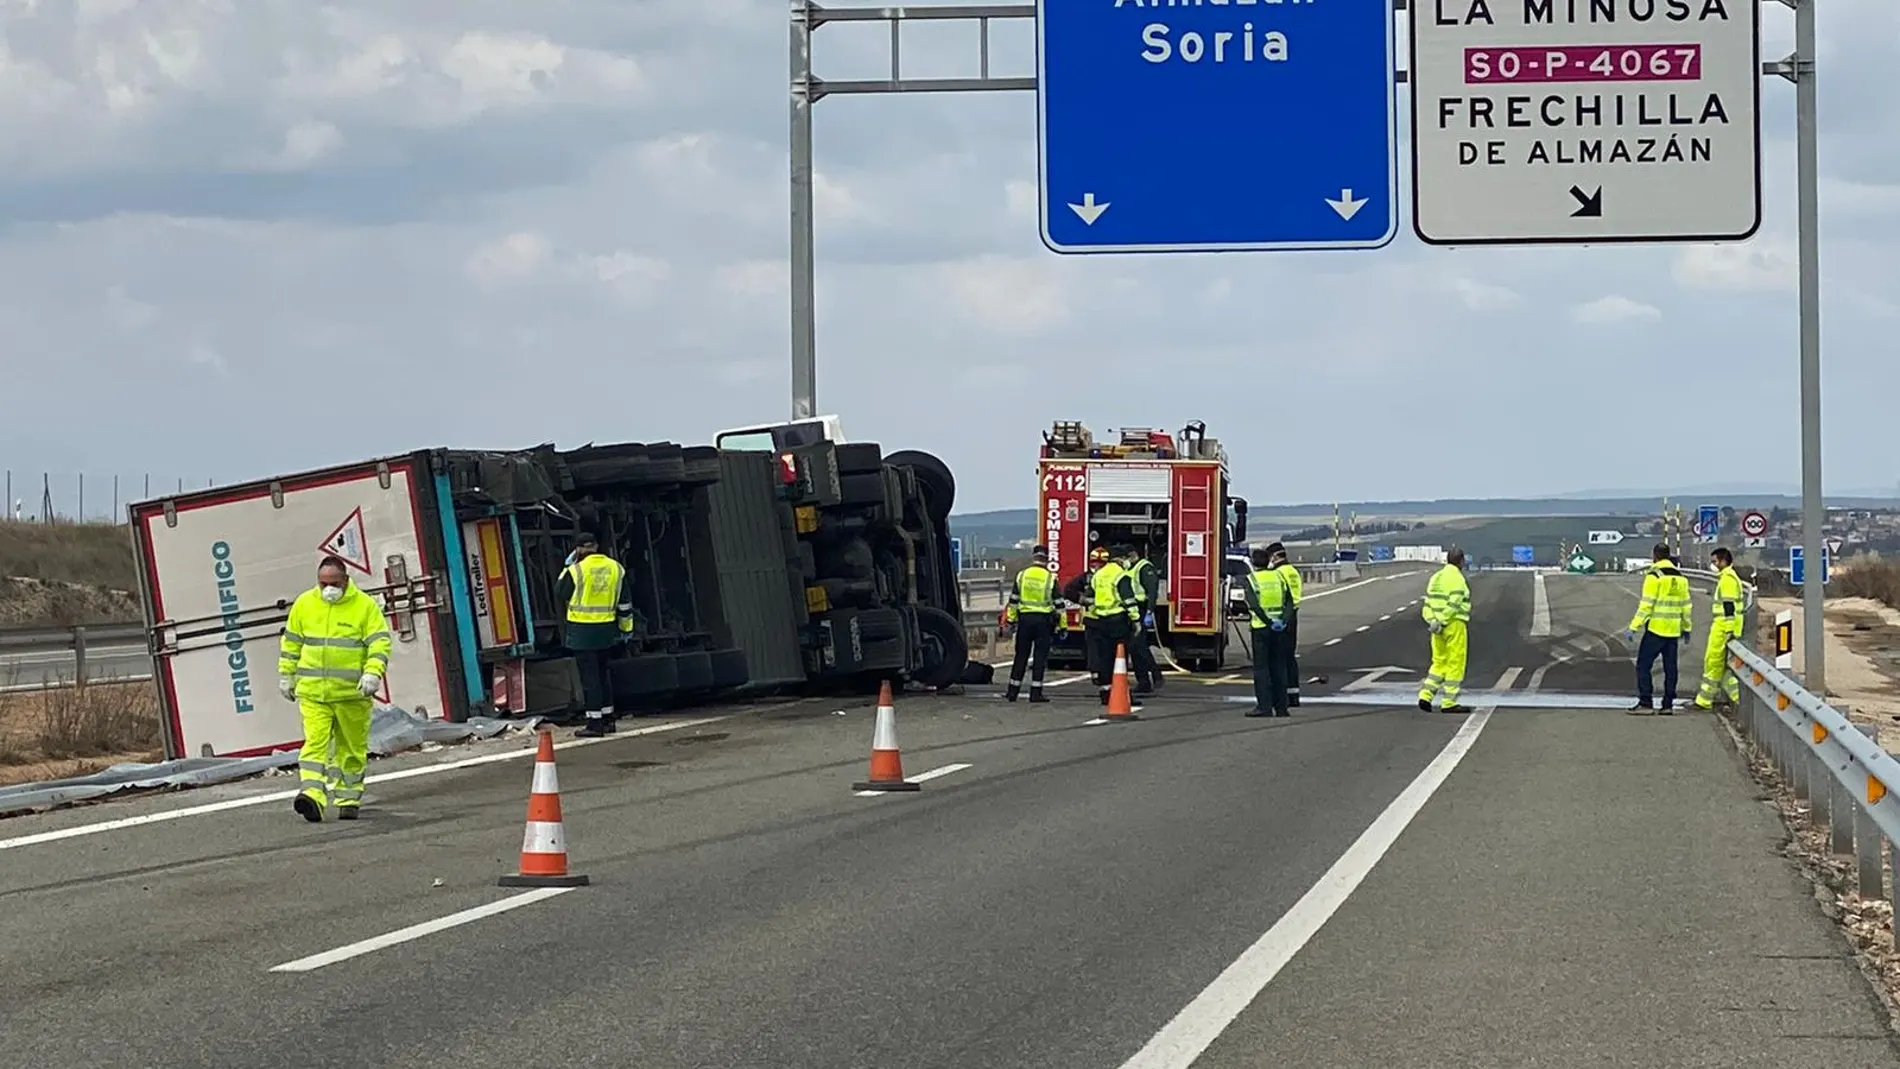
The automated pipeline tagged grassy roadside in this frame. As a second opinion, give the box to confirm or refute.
[0,520,142,628]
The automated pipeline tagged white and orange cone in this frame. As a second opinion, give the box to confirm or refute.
[1104,643,1139,722]
[498,728,591,888]
[853,680,920,792]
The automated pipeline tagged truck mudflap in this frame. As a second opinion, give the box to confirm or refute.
[131,457,459,759]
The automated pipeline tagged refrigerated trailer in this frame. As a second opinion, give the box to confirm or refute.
[1035,420,1248,673]
[131,431,966,760]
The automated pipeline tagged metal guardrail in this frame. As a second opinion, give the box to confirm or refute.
[0,622,150,693]
[1726,639,1900,938]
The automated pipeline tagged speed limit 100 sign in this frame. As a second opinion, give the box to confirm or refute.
[1741,512,1768,538]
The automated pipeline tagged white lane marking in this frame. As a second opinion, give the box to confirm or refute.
[1378,614,1392,622]
[1530,572,1551,638]
[1323,638,1342,647]
[0,716,732,853]
[1354,625,1371,633]
[268,887,575,972]
[1113,668,1511,1069]
[854,762,972,797]
[1527,663,1551,693]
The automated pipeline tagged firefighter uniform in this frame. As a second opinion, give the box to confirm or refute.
[1273,555,1305,707]
[1005,549,1059,703]
[1243,561,1292,717]
[1627,553,1694,712]
[279,577,392,822]
[1086,557,1142,706]
[1125,550,1163,693]
[559,543,635,736]
[1417,560,1472,712]
[1695,561,1747,709]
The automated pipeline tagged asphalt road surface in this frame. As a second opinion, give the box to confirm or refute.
[5,569,1895,1069]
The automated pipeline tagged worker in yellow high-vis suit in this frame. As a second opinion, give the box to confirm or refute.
[559,533,636,737]
[1003,544,1060,703]
[1694,546,1747,710]
[279,554,392,823]
[1270,544,1305,707]
[1084,544,1144,710]
[1625,542,1694,714]
[1417,548,1472,713]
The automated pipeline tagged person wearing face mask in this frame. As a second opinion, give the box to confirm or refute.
[278,555,393,823]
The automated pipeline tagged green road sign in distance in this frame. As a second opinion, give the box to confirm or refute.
[1567,553,1596,574]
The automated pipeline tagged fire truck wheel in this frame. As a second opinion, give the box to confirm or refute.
[883,450,955,519]
[912,606,969,689]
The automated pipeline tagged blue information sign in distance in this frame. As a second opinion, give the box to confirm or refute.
[1036,0,1399,254]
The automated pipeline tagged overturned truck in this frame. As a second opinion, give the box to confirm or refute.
[129,419,965,759]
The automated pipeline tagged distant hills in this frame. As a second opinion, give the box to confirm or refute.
[950,490,1900,549]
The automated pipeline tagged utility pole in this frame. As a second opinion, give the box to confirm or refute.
[1790,0,1826,695]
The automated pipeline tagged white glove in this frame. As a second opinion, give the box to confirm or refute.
[278,676,296,701]
[1427,619,1443,634]
[357,672,381,697]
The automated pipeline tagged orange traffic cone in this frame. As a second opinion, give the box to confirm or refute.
[498,728,591,888]
[853,680,920,792]
[1104,642,1140,721]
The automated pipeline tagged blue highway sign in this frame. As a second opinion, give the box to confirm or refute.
[1035,0,1398,254]
[1511,545,1534,565]
[951,536,964,575]
[1789,546,1830,586]
[1697,504,1720,543]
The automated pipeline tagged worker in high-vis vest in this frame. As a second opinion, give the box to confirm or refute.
[1004,544,1060,703]
[1124,545,1163,693]
[1626,542,1695,714]
[1417,548,1473,713]
[1694,546,1747,710]
[278,554,392,823]
[1269,543,1305,707]
[1085,544,1144,709]
[1243,545,1292,718]
[557,533,635,736]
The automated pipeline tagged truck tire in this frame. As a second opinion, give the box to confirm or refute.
[855,607,904,643]
[611,654,680,701]
[672,651,714,692]
[707,647,750,689]
[912,605,969,689]
[883,450,955,519]
[835,442,884,475]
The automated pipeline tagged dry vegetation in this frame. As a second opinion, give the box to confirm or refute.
[1838,559,1900,612]
[0,519,142,628]
[0,677,164,787]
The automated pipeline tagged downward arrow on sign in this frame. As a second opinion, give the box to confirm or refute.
[1326,188,1367,221]
[1068,192,1110,225]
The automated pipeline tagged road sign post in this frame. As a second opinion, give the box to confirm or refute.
[1036,0,1399,253]
[1407,2,1762,245]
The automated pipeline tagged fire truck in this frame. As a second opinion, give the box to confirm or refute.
[1032,420,1248,673]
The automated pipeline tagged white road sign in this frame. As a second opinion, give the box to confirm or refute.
[1740,510,1767,538]
[1587,530,1624,545]
[1408,0,1762,245]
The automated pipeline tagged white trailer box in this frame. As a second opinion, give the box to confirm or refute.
[130,456,457,759]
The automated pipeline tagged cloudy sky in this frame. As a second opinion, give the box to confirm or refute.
[2,0,1897,518]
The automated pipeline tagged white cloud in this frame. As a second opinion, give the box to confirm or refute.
[5,0,1900,511]
[934,256,1070,336]
[1672,240,1798,293]
[1571,295,1663,325]
[1447,277,1522,312]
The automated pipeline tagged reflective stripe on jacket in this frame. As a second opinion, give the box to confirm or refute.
[1423,563,1471,626]
[1008,564,1057,621]
[279,584,393,703]
[1274,563,1304,608]
[1630,558,1693,638]
[1247,570,1287,629]
[1127,558,1158,607]
[565,553,630,627]
[1713,566,1746,633]
[1089,562,1139,620]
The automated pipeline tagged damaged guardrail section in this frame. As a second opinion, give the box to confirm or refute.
[1726,639,1900,938]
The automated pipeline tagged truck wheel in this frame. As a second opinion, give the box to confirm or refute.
[883,450,955,519]
[855,607,904,643]
[708,648,750,689]
[611,654,680,701]
[672,651,714,692]
[912,605,969,689]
